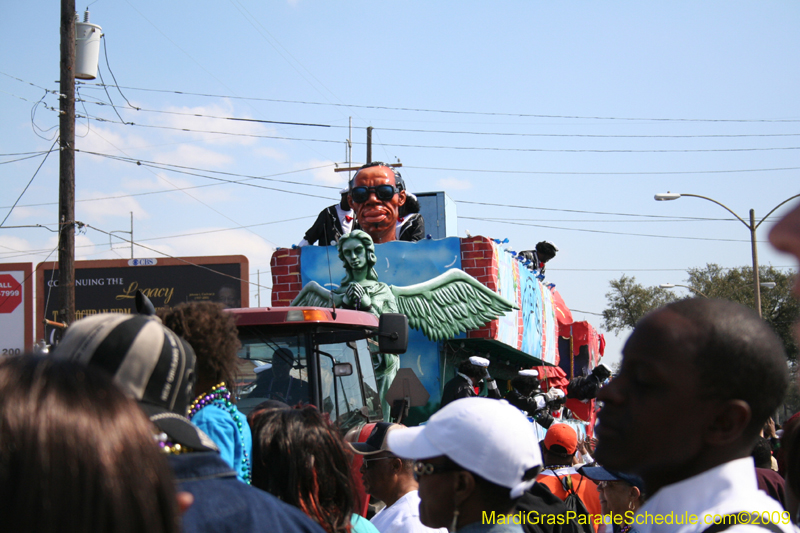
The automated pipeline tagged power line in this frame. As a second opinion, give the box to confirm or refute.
[456,201,722,220]
[84,223,273,292]
[0,71,58,95]
[77,82,800,123]
[76,114,800,153]
[407,165,800,176]
[85,100,332,128]
[570,309,604,316]
[0,162,341,209]
[80,100,800,139]
[77,150,339,201]
[0,138,59,227]
[461,216,765,243]
[80,151,340,190]
[474,216,777,223]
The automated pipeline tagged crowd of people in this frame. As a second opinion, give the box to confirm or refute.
[1,191,799,533]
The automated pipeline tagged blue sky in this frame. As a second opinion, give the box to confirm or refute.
[2,1,799,365]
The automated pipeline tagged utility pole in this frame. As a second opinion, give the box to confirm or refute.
[366,126,373,164]
[334,126,402,175]
[58,0,76,325]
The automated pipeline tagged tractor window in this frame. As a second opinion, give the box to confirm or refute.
[236,332,309,414]
[318,339,368,431]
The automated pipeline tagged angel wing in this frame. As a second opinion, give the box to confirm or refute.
[391,269,518,341]
[291,281,334,307]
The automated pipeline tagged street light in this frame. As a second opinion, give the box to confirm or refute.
[659,283,708,298]
[654,192,800,318]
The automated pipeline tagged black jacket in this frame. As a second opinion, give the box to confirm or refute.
[505,389,555,429]
[515,482,581,533]
[396,213,425,242]
[303,205,359,246]
[440,374,501,409]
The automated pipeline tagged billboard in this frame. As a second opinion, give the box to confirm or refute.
[36,255,249,344]
[0,263,33,355]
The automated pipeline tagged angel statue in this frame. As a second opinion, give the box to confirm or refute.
[291,230,516,418]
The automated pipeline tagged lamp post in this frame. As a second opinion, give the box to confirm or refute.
[659,283,708,298]
[654,192,800,318]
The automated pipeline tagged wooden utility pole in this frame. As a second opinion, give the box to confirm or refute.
[58,0,76,325]
[366,126,373,163]
[334,126,402,174]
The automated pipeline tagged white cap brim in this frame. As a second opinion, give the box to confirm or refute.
[386,425,442,460]
[469,356,490,368]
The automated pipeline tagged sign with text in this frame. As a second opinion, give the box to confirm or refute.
[0,263,33,356]
[36,255,249,345]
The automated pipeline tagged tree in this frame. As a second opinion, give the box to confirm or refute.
[602,264,799,361]
[601,274,678,335]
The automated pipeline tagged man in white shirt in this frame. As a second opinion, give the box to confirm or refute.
[595,298,794,533]
[350,423,446,533]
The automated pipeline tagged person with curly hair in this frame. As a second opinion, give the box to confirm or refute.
[159,301,252,483]
[250,406,379,533]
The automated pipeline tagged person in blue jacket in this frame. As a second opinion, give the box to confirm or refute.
[160,301,252,483]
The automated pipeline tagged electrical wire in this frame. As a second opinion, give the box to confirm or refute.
[85,100,331,128]
[0,162,341,209]
[456,200,723,220]
[406,164,800,176]
[0,153,55,165]
[75,114,800,153]
[101,34,135,109]
[0,71,58,95]
[78,82,800,123]
[0,138,58,227]
[79,151,340,190]
[84,223,273,292]
[460,216,764,243]
[77,150,338,201]
[79,100,800,139]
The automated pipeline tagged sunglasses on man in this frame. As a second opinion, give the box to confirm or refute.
[350,185,399,203]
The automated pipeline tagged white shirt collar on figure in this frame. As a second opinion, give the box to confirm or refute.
[336,204,354,235]
[635,457,795,533]
[370,490,447,533]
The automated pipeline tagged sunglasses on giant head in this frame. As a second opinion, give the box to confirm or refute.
[350,185,399,203]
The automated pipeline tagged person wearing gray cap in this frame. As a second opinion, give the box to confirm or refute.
[387,397,543,533]
[52,313,326,533]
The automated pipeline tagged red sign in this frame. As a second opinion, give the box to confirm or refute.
[0,274,22,314]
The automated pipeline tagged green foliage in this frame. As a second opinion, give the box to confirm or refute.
[601,274,678,334]
[602,264,799,361]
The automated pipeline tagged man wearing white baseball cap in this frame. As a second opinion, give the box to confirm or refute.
[439,356,502,409]
[386,397,542,533]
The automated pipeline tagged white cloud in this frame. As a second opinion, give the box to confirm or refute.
[304,159,347,187]
[155,144,233,169]
[76,191,148,223]
[73,233,102,260]
[156,101,278,147]
[76,124,152,155]
[1,206,54,225]
[437,177,472,191]
[253,146,288,161]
